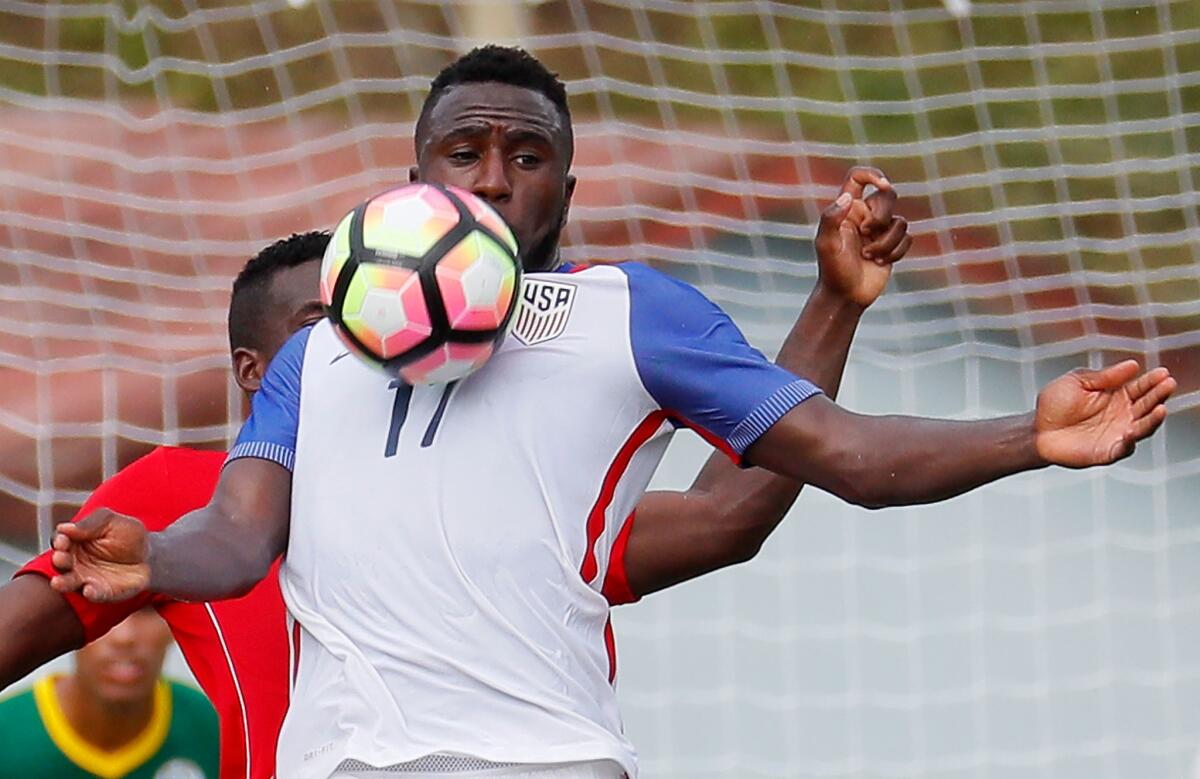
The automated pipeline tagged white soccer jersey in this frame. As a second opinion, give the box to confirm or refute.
[230,262,820,778]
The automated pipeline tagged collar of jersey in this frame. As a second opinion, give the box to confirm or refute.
[33,674,172,779]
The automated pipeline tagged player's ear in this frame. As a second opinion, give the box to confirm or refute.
[408,165,419,183]
[232,346,267,394]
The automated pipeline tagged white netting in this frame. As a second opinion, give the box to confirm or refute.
[1,0,1198,775]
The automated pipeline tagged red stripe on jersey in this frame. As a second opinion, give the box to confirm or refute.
[579,412,667,584]
[601,513,640,606]
[291,620,302,690]
[203,603,253,779]
[669,413,742,466]
[603,616,617,684]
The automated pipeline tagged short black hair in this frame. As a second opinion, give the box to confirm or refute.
[416,45,573,156]
[228,231,329,351]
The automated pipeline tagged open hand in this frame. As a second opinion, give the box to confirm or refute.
[1035,360,1176,467]
[50,510,151,603]
[814,166,911,309]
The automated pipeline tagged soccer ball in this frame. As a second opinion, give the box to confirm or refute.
[320,183,522,385]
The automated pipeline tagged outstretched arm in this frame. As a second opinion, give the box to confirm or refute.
[0,576,83,689]
[49,457,290,603]
[745,361,1175,508]
[623,167,910,598]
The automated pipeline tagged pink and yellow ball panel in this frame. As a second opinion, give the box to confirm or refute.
[445,184,519,256]
[320,211,355,306]
[435,232,518,331]
[363,185,461,260]
[339,264,432,360]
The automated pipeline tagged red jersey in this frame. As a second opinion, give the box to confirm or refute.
[17,447,289,779]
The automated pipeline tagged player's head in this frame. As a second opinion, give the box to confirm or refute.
[412,45,575,273]
[228,231,329,394]
[72,607,172,706]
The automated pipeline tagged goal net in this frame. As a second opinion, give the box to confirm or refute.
[1,1,1198,776]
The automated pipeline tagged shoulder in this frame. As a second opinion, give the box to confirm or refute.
[0,685,34,713]
[77,446,223,531]
[610,261,704,298]
[259,323,327,392]
[273,323,318,369]
[0,685,42,751]
[156,447,225,491]
[0,687,47,768]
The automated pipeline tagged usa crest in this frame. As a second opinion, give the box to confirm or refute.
[511,278,576,346]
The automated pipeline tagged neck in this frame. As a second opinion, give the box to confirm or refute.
[55,676,156,752]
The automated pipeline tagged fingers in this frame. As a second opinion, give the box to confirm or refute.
[49,570,83,594]
[1124,366,1173,402]
[51,548,75,572]
[1074,359,1140,391]
[839,166,891,200]
[1130,373,1177,418]
[1124,403,1168,445]
[862,216,910,263]
[815,191,854,255]
[861,186,898,233]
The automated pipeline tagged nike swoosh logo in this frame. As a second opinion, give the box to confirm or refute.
[330,351,352,365]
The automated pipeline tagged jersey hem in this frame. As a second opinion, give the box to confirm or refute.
[726,379,821,454]
[226,441,295,472]
[307,744,636,779]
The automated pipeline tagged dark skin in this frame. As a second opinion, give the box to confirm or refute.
[0,263,323,689]
[0,188,895,687]
[48,82,1175,609]
[414,83,575,272]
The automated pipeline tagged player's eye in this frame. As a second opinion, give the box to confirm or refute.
[447,149,479,164]
[512,153,541,168]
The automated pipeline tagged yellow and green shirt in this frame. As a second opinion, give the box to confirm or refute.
[0,675,219,779]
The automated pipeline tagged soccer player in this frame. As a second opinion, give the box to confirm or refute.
[0,232,329,779]
[2,168,908,777]
[0,607,219,778]
[49,47,1174,779]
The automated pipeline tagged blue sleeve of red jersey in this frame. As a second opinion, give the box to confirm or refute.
[227,325,312,472]
[619,262,820,460]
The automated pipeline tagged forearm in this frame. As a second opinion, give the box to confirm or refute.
[0,576,84,689]
[147,504,279,602]
[753,403,1046,508]
[777,281,862,399]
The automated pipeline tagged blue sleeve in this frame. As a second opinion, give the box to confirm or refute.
[226,326,312,472]
[620,263,821,458]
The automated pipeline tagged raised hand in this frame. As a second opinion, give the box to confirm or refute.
[49,510,151,603]
[814,166,911,309]
[1035,360,1176,467]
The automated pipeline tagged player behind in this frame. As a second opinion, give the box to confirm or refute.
[2,169,910,775]
[0,608,219,778]
[51,47,1174,779]
[0,232,328,779]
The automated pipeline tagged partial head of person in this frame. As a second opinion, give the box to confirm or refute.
[228,230,330,395]
[72,607,173,707]
[412,45,576,273]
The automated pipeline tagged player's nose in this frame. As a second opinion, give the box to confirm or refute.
[471,151,512,204]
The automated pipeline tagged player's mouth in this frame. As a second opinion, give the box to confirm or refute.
[102,659,148,685]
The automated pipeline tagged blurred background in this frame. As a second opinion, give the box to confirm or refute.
[1,0,1198,776]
